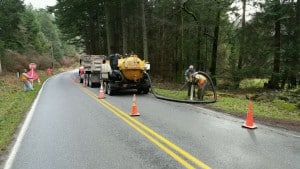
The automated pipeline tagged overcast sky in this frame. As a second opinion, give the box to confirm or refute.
[24,0,57,9]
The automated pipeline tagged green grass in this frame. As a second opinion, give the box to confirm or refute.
[154,87,300,122]
[154,88,187,99]
[154,88,217,101]
[0,71,48,152]
[212,97,300,121]
[239,78,268,89]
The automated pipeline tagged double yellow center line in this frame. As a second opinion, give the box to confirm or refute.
[81,86,211,169]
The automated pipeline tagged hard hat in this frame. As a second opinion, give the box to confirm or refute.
[189,65,193,69]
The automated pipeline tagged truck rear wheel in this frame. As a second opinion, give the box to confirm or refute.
[143,88,149,94]
[102,82,107,94]
[88,74,100,88]
[89,81,96,88]
[88,77,92,87]
[107,82,114,95]
[86,75,90,87]
[137,88,149,94]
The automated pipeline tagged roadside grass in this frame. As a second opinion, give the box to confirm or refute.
[239,78,268,89]
[0,71,49,153]
[211,96,300,121]
[153,78,300,123]
[154,88,216,101]
[153,88,186,100]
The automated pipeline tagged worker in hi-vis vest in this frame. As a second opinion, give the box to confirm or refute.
[21,69,33,91]
[194,73,207,100]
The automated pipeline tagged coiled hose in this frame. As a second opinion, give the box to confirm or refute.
[145,71,217,104]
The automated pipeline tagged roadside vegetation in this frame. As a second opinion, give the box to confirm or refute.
[0,0,78,157]
[0,67,74,154]
[0,72,45,153]
[153,78,300,131]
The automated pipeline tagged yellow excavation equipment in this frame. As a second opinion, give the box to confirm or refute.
[102,54,150,95]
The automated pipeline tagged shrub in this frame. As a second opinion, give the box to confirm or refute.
[239,78,268,89]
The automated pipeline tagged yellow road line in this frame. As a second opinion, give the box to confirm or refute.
[101,99,211,169]
[81,86,211,169]
[100,99,196,169]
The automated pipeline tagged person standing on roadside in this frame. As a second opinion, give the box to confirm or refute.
[21,69,33,91]
[184,65,195,97]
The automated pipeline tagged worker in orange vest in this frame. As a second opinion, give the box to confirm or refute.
[194,73,207,100]
[21,69,34,91]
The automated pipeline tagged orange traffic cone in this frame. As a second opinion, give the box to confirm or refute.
[130,94,140,116]
[242,102,257,129]
[98,85,105,99]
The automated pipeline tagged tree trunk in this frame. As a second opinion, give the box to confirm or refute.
[141,0,148,61]
[238,0,246,70]
[88,14,101,54]
[291,0,300,87]
[180,9,184,69]
[268,19,281,89]
[85,26,92,54]
[104,1,112,55]
[175,1,184,83]
[182,1,202,71]
[0,59,2,74]
[121,0,128,55]
[210,9,221,86]
[204,25,209,71]
[197,24,202,71]
[234,0,246,88]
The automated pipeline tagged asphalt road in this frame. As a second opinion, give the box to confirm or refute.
[2,71,300,169]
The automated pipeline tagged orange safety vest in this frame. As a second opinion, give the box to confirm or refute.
[196,75,207,87]
[198,79,207,86]
[21,73,28,82]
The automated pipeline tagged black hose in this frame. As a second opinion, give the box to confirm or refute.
[144,71,217,104]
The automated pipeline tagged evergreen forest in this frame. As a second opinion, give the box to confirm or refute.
[1,0,299,89]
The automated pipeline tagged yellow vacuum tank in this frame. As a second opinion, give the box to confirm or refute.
[118,55,145,81]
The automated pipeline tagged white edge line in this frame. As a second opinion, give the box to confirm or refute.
[4,78,48,169]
